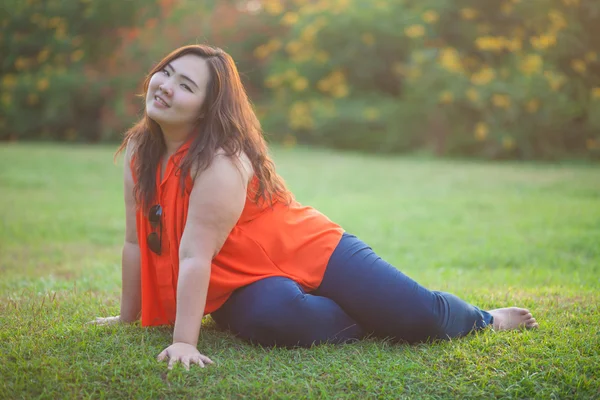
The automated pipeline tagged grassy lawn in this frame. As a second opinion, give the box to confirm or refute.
[1,143,599,399]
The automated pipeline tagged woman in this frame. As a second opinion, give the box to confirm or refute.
[93,45,538,370]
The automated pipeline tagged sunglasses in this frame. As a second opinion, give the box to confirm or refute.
[147,204,162,255]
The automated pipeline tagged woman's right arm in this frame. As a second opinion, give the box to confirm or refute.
[119,140,141,323]
[91,141,140,325]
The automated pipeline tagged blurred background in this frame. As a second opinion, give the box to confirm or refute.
[1,0,599,160]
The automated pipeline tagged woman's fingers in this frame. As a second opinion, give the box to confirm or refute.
[87,316,120,325]
[200,354,213,364]
[193,356,205,368]
[181,356,191,371]
[158,351,213,370]
[157,350,168,362]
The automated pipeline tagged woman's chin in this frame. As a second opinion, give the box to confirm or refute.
[146,108,164,123]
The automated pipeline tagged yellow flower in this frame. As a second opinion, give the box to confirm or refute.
[301,25,319,42]
[55,26,67,40]
[331,84,349,98]
[526,99,540,113]
[530,35,557,50]
[27,93,39,106]
[285,41,302,55]
[562,0,580,6]
[501,2,513,15]
[71,49,84,62]
[571,59,586,74]
[284,69,298,80]
[288,101,313,129]
[520,54,543,75]
[264,75,282,88]
[14,57,29,71]
[471,67,496,85]
[502,136,516,150]
[405,24,425,39]
[504,37,522,52]
[544,71,566,91]
[266,39,282,52]
[475,36,505,52]
[460,8,478,20]
[591,88,600,99]
[37,48,50,63]
[585,52,597,62]
[2,74,17,88]
[314,51,330,64]
[548,10,567,32]
[361,33,375,46]
[474,123,488,141]
[406,68,422,80]
[422,10,439,24]
[492,94,511,109]
[36,78,49,92]
[281,12,299,26]
[374,0,388,10]
[363,107,380,121]
[254,45,270,60]
[263,0,283,15]
[466,88,479,102]
[439,47,463,73]
[439,91,454,104]
[292,77,309,91]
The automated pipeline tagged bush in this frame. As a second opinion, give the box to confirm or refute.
[0,0,159,141]
[255,0,600,159]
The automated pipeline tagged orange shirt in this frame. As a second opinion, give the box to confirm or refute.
[134,143,344,326]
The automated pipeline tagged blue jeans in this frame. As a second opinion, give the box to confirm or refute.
[211,233,493,347]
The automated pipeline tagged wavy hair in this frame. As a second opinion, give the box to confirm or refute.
[115,44,290,210]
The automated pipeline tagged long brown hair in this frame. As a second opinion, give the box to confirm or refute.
[116,44,290,210]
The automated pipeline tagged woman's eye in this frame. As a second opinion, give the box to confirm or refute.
[181,84,192,92]
[162,69,170,76]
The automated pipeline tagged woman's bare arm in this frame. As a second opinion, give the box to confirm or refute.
[120,140,141,322]
[172,153,251,346]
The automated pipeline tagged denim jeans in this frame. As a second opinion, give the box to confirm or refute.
[211,233,493,347]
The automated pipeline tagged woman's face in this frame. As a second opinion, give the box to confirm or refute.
[145,54,211,131]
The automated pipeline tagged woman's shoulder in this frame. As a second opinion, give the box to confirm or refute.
[190,148,254,186]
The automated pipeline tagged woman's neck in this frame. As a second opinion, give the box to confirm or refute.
[160,124,193,156]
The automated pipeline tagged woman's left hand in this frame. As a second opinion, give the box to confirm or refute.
[157,342,214,370]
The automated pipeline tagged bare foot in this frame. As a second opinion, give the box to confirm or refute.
[488,307,539,331]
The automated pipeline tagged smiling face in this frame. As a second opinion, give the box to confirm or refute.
[145,54,211,132]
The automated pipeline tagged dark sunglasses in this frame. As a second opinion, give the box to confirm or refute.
[147,204,162,255]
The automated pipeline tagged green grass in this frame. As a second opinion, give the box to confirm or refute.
[1,143,599,399]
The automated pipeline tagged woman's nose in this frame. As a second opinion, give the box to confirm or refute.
[159,84,173,96]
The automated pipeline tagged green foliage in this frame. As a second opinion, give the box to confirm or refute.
[0,0,159,141]
[256,0,600,159]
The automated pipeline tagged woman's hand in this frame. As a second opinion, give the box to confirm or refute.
[157,342,214,370]
[88,316,121,325]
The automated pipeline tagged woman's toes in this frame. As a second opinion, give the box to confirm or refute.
[526,319,538,329]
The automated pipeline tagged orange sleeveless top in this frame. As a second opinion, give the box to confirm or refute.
[134,143,344,326]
